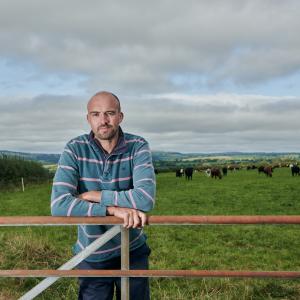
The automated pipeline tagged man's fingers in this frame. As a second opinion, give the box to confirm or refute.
[127,211,134,228]
[123,212,129,228]
[138,212,147,227]
[132,211,140,228]
[113,208,147,229]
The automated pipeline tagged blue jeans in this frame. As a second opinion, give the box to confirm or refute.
[77,243,151,300]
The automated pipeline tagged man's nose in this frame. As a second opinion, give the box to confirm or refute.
[99,113,109,124]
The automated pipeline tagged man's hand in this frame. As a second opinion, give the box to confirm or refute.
[107,206,147,229]
[78,191,101,203]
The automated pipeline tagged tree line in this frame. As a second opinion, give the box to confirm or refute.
[0,155,50,189]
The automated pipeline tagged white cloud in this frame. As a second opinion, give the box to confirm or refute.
[0,1,300,153]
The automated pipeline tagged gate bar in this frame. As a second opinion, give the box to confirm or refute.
[1,215,300,226]
[1,270,299,279]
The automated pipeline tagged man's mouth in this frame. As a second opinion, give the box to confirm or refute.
[99,126,111,130]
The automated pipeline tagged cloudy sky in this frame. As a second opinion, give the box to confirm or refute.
[1,0,300,153]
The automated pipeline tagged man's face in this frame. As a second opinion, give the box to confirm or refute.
[87,95,123,141]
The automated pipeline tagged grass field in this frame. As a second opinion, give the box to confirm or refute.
[0,168,300,299]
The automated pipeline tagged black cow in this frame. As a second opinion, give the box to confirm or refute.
[185,167,193,180]
[291,165,300,176]
[247,165,256,170]
[222,167,227,176]
[175,169,183,177]
[154,169,159,175]
[258,166,265,174]
[211,168,222,179]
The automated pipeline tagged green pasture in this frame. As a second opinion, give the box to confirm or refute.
[0,168,300,299]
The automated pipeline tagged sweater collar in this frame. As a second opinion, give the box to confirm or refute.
[88,127,128,155]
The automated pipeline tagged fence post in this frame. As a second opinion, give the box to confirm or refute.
[121,226,129,300]
[21,177,25,192]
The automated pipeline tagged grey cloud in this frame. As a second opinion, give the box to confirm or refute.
[1,1,300,153]
[1,93,300,153]
[1,1,300,92]
[0,94,89,152]
[258,97,300,112]
[145,129,300,153]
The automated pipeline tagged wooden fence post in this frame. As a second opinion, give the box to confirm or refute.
[21,177,25,192]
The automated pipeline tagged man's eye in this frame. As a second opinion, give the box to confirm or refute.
[91,113,99,117]
[107,112,115,116]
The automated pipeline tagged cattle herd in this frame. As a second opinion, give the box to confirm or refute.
[170,163,300,179]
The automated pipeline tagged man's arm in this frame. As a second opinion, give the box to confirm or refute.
[80,141,156,212]
[51,144,146,228]
[51,145,107,217]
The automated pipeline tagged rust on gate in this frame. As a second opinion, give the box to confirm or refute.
[1,215,300,225]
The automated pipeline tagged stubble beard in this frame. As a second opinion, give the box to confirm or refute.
[95,126,119,141]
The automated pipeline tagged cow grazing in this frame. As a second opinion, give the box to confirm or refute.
[258,166,265,174]
[263,166,273,177]
[185,167,193,180]
[222,167,227,176]
[291,165,300,176]
[228,165,235,171]
[205,168,211,177]
[180,168,184,176]
[211,168,222,179]
[175,169,182,177]
[258,166,273,177]
[247,165,256,170]
[228,165,239,171]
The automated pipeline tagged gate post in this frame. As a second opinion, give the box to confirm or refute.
[121,226,129,300]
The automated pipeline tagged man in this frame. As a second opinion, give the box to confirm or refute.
[51,91,156,299]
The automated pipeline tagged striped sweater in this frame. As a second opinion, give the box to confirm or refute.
[51,129,156,262]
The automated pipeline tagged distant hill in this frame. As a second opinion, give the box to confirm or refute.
[151,151,189,161]
[1,150,300,165]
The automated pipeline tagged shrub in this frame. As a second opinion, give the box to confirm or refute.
[0,155,50,189]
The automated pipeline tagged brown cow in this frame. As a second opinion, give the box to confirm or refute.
[211,168,222,179]
[263,166,273,177]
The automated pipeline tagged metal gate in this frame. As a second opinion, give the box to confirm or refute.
[1,215,300,299]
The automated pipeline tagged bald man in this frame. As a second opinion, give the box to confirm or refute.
[51,91,156,299]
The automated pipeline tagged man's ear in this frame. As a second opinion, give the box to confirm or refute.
[119,112,124,123]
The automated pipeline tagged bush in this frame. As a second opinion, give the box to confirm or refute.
[0,155,50,189]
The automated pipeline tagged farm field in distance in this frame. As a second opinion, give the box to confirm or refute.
[0,167,300,299]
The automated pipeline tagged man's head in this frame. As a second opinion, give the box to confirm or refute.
[87,91,124,141]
